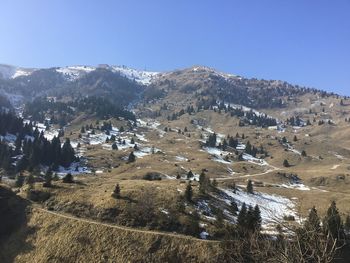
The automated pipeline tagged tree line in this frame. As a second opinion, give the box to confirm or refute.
[0,111,77,173]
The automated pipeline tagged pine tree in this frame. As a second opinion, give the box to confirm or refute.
[112,183,121,198]
[344,215,350,232]
[245,205,255,231]
[206,133,217,147]
[283,159,290,167]
[199,172,209,194]
[246,179,254,194]
[127,151,136,163]
[61,138,76,167]
[237,203,247,228]
[130,137,135,144]
[222,139,228,150]
[305,206,321,232]
[293,135,298,142]
[323,201,344,239]
[245,141,252,155]
[215,208,224,228]
[187,170,194,179]
[43,169,53,187]
[62,173,73,183]
[230,200,238,215]
[252,205,262,231]
[185,182,193,202]
[112,142,118,150]
[301,150,307,157]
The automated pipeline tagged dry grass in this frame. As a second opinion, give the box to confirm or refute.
[1,208,224,263]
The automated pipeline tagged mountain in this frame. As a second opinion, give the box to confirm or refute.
[0,64,36,79]
[1,63,338,110]
[1,63,350,262]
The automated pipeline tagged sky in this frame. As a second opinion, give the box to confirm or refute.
[0,0,349,95]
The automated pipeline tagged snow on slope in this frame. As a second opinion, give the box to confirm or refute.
[56,66,96,81]
[221,188,299,225]
[0,63,159,85]
[111,65,159,85]
[55,65,159,85]
[0,64,36,79]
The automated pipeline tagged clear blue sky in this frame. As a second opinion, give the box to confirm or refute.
[0,0,349,95]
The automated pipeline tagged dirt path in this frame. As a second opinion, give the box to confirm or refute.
[31,205,218,243]
[216,164,280,181]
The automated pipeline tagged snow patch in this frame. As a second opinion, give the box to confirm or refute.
[221,188,299,226]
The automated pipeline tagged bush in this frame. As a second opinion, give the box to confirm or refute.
[283,215,295,221]
[27,189,51,202]
[143,172,162,181]
[283,159,290,167]
[62,173,74,183]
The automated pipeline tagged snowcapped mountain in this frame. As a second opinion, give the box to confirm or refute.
[55,65,159,85]
[55,65,96,81]
[109,65,159,85]
[0,64,36,79]
[0,63,159,85]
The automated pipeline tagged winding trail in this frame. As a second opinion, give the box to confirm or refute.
[215,163,280,181]
[30,205,218,243]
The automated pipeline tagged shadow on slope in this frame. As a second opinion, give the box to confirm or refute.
[0,185,34,263]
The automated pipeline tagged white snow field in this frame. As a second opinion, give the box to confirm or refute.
[220,188,299,226]
[55,65,159,85]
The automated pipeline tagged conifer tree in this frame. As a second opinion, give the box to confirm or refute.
[344,215,350,232]
[112,183,121,198]
[43,169,53,187]
[215,208,225,228]
[187,170,194,179]
[323,201,344,239]
[246,205,255,231]
[245,141,252,155]
[252,205,262,231]
[283,159,290,167]
[246,179,254,194]
[61,138,76,167]
[305,206,321,232]
[62,173,73,183]
[230,200,239,215]
[185,182,193,202]
[222,139,228,150]
[112,142,118,150]
[237,203,247,228]
[128,151,136,163]
[282,136,288,144]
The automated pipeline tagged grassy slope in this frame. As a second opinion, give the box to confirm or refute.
[1,207,223,263]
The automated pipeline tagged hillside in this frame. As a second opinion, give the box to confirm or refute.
[0,63,350,262]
